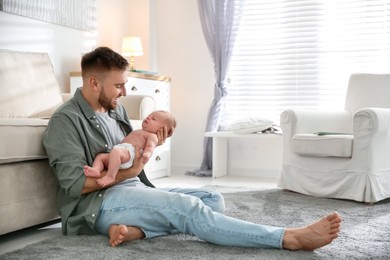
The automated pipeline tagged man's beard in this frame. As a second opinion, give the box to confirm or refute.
[98,88,116,111]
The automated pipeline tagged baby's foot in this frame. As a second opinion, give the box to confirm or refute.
[83,166,101,177]
[97,175,115,187]
[283,212,342,251]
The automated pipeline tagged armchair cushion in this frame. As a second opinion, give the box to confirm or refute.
[292,134,353,157]
[345,74,390,114]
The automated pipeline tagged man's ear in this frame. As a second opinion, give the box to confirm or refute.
[89,76,100,91]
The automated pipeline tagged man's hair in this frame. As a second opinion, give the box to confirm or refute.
[81,46,129,78]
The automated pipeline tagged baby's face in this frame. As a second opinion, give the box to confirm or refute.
[142,112,168,133]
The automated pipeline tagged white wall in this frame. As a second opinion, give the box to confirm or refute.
[155,0,281,179]
[0,10,96,93]
[0,0,152,93]
[97,0,152,71]
[155,0,215,173]
[0,0,281,180]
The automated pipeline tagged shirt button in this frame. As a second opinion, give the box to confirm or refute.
[93,116,96,119]
[96,124,100,128]
[92,213,96,218]
[99,194,103,197]
[105,144,108,147]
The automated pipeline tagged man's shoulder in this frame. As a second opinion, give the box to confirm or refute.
[49,98,87,125]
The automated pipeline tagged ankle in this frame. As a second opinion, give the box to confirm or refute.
[282,229,300,250]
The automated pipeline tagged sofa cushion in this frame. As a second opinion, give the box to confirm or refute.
[0,119,49,164]
[292,133,353,157]
[0,49,63,118]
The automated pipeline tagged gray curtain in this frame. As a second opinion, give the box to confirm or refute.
[187,0,245,177]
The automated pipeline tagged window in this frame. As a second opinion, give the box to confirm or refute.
[223,0,390,125]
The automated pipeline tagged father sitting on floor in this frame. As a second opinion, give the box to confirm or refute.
[43,46,341,250]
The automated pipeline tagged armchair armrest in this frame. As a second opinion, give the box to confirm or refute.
[354,107,390,135]
[353,108,390,169]
[119,95,156,120]
[280,109,353,136]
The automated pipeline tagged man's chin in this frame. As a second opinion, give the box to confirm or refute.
[111,100,119,109]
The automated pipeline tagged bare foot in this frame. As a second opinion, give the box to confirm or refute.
[83,166,101,177]
[108,224,145,247]
[97,175,115,187]
[282,212,342,251]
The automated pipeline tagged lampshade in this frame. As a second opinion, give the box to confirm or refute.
[121,37,144,57]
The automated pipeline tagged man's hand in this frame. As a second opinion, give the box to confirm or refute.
[82,145,146,194]
[117,144,146,180]
[141,152,151,164]
[156,126,168,146]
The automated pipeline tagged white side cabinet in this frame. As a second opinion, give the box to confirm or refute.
[70,72,171,180]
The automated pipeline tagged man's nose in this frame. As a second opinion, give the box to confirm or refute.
[121,85,127,96]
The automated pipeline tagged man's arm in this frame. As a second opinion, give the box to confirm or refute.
[81,145,146,194]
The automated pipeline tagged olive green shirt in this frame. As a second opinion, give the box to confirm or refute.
[43,88,154,235]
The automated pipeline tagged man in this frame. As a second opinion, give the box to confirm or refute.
[43,46,341,250]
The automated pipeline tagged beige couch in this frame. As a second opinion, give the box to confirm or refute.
[0,49,155,235]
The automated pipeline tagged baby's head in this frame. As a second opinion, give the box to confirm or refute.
[142,110,176,137]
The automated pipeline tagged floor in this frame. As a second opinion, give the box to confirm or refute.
[0,173,277,255]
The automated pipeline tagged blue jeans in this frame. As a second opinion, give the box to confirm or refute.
[95,178,284,248]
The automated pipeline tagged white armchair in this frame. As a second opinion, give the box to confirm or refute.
[277,73,390,203]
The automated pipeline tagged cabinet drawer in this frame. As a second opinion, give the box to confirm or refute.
[125,78,170,110]
[146,149,169,172]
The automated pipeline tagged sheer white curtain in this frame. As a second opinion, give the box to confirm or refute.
[223,0,390,125]
[187,0,245,177]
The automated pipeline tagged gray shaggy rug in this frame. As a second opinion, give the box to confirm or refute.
[1,187,389,260]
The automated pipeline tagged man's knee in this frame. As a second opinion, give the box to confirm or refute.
[207,191,225,213]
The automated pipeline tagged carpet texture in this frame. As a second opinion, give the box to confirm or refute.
[1,188,389,260]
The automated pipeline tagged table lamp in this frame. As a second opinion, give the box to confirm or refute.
[121,36,144,70]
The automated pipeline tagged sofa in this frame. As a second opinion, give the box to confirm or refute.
[0,49,155,235]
